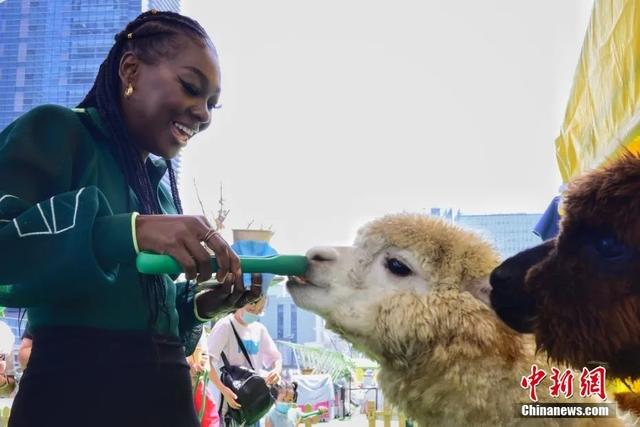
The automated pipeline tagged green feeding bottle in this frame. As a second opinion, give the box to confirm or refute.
[136,252,307,277]
[136,228,308,291]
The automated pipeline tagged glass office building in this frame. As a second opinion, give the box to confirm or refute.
[149,0,180,12]
[429,208,543,259]
[455,212,543,259]
[0,0,180,130]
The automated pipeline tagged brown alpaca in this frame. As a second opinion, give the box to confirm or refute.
[491,156,640,378]
[490,154,640,416]
[289,214,622,426]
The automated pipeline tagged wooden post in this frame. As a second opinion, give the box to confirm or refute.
[367,401,376,427]
[366,400,410,427]
[382,403,392,427]
[303,404,313,427]
[398,412,406,427]
[1,407,9,427]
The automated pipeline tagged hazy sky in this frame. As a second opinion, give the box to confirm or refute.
[179,0,593,254]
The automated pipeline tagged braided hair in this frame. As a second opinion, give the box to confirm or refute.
[78,10,213,325]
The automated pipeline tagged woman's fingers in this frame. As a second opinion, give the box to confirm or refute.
[199,285,231,314]
[195,276,258,317]
[229,250,242,286]
[203,232,231,282]
[247,273,264,302]
[167,244,198,281]
[135,215,246,285]
[232,274,263,308]
[182,238,213,283]
[229,273,246,305]
[220,276,236,299]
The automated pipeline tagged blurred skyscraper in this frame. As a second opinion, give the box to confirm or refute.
[262,283,319,367]
[429,208,543,259]
[148,1,180,11]
[0,0,180,129]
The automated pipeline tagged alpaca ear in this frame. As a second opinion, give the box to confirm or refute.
[462,276,491,306]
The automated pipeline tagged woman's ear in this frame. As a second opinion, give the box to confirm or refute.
[118,51,140,89]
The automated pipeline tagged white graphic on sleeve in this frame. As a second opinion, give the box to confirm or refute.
[0,195,19,203]
[12,188,86,237]
[0,195,19,223]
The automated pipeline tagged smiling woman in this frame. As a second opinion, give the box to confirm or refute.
[115,35,221,159]
[0,10,260,427]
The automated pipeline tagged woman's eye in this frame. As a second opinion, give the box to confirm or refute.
[594,236,628,259]
[180,80,199,96]
[385,257,412,277]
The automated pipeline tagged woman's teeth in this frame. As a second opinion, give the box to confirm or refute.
[172,122,196,144]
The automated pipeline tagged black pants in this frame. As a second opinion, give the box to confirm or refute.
[9,327,199,427]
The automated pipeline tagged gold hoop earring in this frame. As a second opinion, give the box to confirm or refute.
[124,83,134,98]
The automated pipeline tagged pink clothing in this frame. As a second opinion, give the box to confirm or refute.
[194,380,220,427]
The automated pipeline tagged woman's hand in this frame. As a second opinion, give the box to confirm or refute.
[136,214,262,316]
[195,277,262,318]
[264,369,280,385]
[136,214,242,286]
[194,270,263,319]
[221,386,242,409]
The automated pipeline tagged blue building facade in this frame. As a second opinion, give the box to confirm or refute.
[261,286,318,367]
[455,213,543,259]
[148,0,181,11]
[0,0,139,129]
[0,0,181,130]
[430,208,543,259]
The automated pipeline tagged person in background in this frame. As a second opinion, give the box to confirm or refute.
[0,10,259,427]
[208,277,282,426]
[187,333,219,427]
[265,382,327,427]
[0,321,16,397]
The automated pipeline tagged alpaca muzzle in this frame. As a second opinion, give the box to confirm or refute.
[489,240,555,333]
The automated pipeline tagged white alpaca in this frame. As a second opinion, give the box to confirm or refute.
[287,213,623,426]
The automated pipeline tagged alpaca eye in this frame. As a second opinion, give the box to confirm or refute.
[595,236,627,259]
[385,258,412,277]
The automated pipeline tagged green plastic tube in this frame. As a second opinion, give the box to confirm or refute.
[136,252,308,276]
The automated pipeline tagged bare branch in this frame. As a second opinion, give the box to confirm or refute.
[214,182,230,231]
[193,178,208,218]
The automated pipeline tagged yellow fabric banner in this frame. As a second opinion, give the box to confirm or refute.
[556,0,640,182]
[560,0,640,397]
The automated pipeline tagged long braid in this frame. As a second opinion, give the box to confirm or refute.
[166,160,183,214]
[78,10,210,325]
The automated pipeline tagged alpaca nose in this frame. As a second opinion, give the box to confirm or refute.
[490,240,554,293]
[489,264,514,292]
[306,246,339,263]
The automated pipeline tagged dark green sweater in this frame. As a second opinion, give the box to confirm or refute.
[0,104,205,348]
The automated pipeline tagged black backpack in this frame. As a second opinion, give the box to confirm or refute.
[219,321,276,425]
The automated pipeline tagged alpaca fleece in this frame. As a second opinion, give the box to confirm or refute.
[289,214,622,426]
